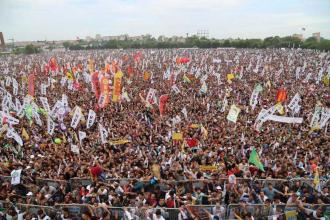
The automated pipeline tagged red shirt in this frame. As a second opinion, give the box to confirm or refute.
[90,166,102,176]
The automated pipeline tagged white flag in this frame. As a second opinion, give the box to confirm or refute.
[288,93,301,114]
[319,107,330,129]
[78,131,86,145]
[12,78,18,95]
[171,84,180,94]
[87,109,96,129]
[41,84,47,95]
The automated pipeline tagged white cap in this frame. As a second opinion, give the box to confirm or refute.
[26,192,33,196]
[216,186,222,190]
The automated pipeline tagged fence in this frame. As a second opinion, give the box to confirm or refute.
[1,200,329,220]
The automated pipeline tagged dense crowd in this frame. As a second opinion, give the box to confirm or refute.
[0,48,329,219]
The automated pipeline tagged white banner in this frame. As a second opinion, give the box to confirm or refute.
[319,107,330,128]
[98,123,108,144]
[288,93,301,113]
[12,78,18,95]
[7,128,23,146]
[70,106,82,129]
[227,105,241,123]
[86,109,96,129]
[266,115,303,124]
[0,111,19,125]
[47,116,55,135]
[146,88,157,104]
[11,169,22,185]
[39,97,51,112]
[171,84,180,94]
[41,84,47,95]
[310,105,322,128]
[249,89,259,110]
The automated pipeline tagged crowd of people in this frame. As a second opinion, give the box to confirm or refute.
[0,48,329,219]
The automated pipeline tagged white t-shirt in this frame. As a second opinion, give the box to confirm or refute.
[152,214,165,220]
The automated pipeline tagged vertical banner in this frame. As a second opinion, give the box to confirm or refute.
[100,76,110,107]
[98,123,108,144]
[159,94,169,116]
[71,106,82,129]
[87,109,96,129]
[47,116,55,135]
[227,104,241,123]
[28,73,35,97]
[91,71,100,99]
[112,71,123,102]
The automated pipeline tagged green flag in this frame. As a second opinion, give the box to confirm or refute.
[248,148,265,172]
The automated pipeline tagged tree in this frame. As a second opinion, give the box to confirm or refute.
[24,44,40,54]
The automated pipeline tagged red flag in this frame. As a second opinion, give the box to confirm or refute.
[186,138,198,148]
[49,57,58,71]
[28,73,35,97]
[276,88,287,102]
[100,76,110,107]
[159,95,169,116]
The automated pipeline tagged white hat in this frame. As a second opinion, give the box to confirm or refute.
[216,186,222,190]
[26,192,33,196]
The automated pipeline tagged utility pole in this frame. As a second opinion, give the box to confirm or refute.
[8,38,14,51]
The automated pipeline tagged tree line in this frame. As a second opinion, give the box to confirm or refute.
[63,35,330,51]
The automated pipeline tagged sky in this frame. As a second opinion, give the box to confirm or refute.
[0,0,330,42]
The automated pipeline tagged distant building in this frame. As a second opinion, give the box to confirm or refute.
[312,32,321,42]
[86,36,93,42]
[292,34,304,41]
[0,32,5,50]
[95,34,102,40]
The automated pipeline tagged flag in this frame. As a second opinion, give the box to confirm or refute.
[100,76,110,107]
[183,74,191,83]
[200,125,208,140]
[91,72,100,99]
[172,132,183,141]
[143,71,151,81]
[66,72,74,81]
[112,71,123,102]
[248,148,265,172]
[227,73,235,81]
[276,88,287,103]
[21,128,29,141]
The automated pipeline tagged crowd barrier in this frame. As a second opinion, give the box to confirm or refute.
[1,200,330,220]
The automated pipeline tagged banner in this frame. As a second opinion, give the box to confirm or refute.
[227,105,241,123]
[146,88,157,105]
[71,106,82,129]
[7,128,23,146]
[12,78,18,95]
[100,76,110,107]
[11,169,22,185]
[47,116,55,135]
[109,139,131,145]
[159,94,169,116]
[249,88,259,110]
[91,71,100,99]
[319,107,330,128]
[266,115,303,124]
[39,97,50,113]
[87,109,96,129]
[112,71,123,102]
[288,93,301,113]
[310,105,322,129]
[28,73,35,97]
[98,123,108,144]
[172,132,183,140]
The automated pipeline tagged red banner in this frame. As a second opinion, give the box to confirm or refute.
[28,73,35,97]
[49,57,58,72]
[159,94,169,116]
[91,72,100,99]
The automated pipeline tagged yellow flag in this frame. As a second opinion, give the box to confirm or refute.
[172,132,183,141]
[66,72,74,81]
[323,75,329,86]
[313,169,320,190]
[22,128,29,141]
[143,71,151,81]
[227,73,235,81]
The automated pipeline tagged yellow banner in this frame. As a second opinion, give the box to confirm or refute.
[109,139,130,145]
[112,71,123,102]
[200,165,218,172]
